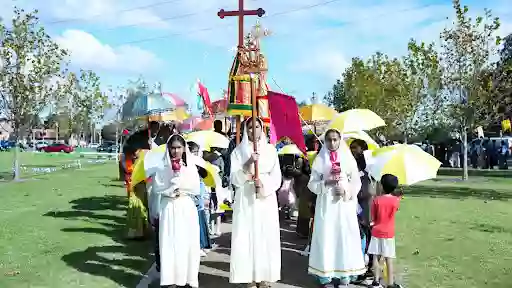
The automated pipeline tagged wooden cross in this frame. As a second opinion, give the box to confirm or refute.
[218,0,266,48]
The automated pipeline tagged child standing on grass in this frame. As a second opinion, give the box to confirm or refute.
[368,174,402,288]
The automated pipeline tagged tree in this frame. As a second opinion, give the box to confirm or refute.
[59,70,106,141]
[73,70,106,140]
[324,79,348,111]
[331,53,424,139]
[493,33,512,118]
[297,100,308,107]
[0,8,70,180]
[406,40,448,138]
[440,0,501,179]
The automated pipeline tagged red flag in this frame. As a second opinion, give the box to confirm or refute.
[268,91,306,153]
[198,81,213,117]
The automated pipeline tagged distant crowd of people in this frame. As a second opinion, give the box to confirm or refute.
[417,138,510,170]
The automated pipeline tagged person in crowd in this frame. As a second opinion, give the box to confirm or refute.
[286,155,313,238]
[368,174,402,288]
[349,139,376,282]
[307,128,366,287]
[144,134,201,288]
[204,147,226,237]
[451,140,461,168]
[499,140,509,169]
[148,121,161,148]
[188,141,213,257]
[126,149,150,240]
[229,117,282,288]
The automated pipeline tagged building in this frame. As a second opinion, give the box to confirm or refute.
[0,120,13,141]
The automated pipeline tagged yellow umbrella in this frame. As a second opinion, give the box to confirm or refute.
[131,150,150,188]
[299,103,337,122]
[146,107,190,122]
[185,130,230,151]
[369,144,441,185]
[319,130,379,150]
[327,109,385,133]
[131,144,220,189]
[307,151,318,168]
[344,131,379,150]
[278,144,303,156]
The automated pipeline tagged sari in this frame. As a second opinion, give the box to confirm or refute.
[126,150,150,239]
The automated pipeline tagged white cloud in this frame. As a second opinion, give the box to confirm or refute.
[8,0,511,89]
[48,0,170,29]
[55,29,162,73]
[292,47,349,79]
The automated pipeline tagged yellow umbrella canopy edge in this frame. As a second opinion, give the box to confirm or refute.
[132,144,220,188]
[299,103,337,122]
[328,108,385,132]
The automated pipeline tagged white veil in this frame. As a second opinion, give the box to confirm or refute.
[239,117,268,165]
[145,133,196,175]
[312,128,361,194]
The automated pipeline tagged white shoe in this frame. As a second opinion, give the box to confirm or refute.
[200,250,207,257]
[299,245,310,256]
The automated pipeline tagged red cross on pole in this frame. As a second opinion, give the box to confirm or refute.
[218,0,266,48]
[218,0,265,145]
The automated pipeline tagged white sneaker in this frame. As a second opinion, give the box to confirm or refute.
[299,245,310,256]
[200,250,207,257]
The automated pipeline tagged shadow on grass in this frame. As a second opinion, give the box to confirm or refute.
[102,183,125,189]
[406,185,512,201]
[0,172,13,181]
[43,194,153,287]
[470,223,512,235]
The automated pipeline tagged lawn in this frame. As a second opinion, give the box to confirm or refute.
[0,163,150,288]
[0,151,115,180]
[0,163,511,288]
[397,176,512,288]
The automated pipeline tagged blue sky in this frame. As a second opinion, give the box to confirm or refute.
[1,0,511,113]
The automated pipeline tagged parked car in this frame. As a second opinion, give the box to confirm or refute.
[0,140,15,151]
[97,142,118,153]
[35,140,50,150]
[88,143,100,149]
[41,143,73,153]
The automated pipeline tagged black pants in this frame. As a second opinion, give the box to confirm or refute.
[153,219,160,272]
[210,192,218,211]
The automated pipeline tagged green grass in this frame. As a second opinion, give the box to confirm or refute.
[0,163,511,288]
[0,164,150,288]
[397,176,512,288]
[0,151,115,180]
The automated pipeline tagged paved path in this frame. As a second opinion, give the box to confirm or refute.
[137,220,363,288]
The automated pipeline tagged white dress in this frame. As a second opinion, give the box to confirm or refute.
[145,149,201,287]
[229,137,282,283]
[307,140,366,279]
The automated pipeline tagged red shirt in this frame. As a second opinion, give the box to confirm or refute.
[371,195,400,238]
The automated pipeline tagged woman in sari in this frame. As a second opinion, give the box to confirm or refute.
[126,149,150,240]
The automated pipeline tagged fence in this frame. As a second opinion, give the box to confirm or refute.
[0,151,118,181]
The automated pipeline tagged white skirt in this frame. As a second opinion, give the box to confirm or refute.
[367,236,396,258]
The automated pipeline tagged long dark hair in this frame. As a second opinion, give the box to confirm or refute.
[168,134,187,166]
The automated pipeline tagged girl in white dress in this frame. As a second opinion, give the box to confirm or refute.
[308,128,366,287]
[145,134,201,288]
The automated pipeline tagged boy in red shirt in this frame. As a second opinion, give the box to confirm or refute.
[368,174,401,288]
